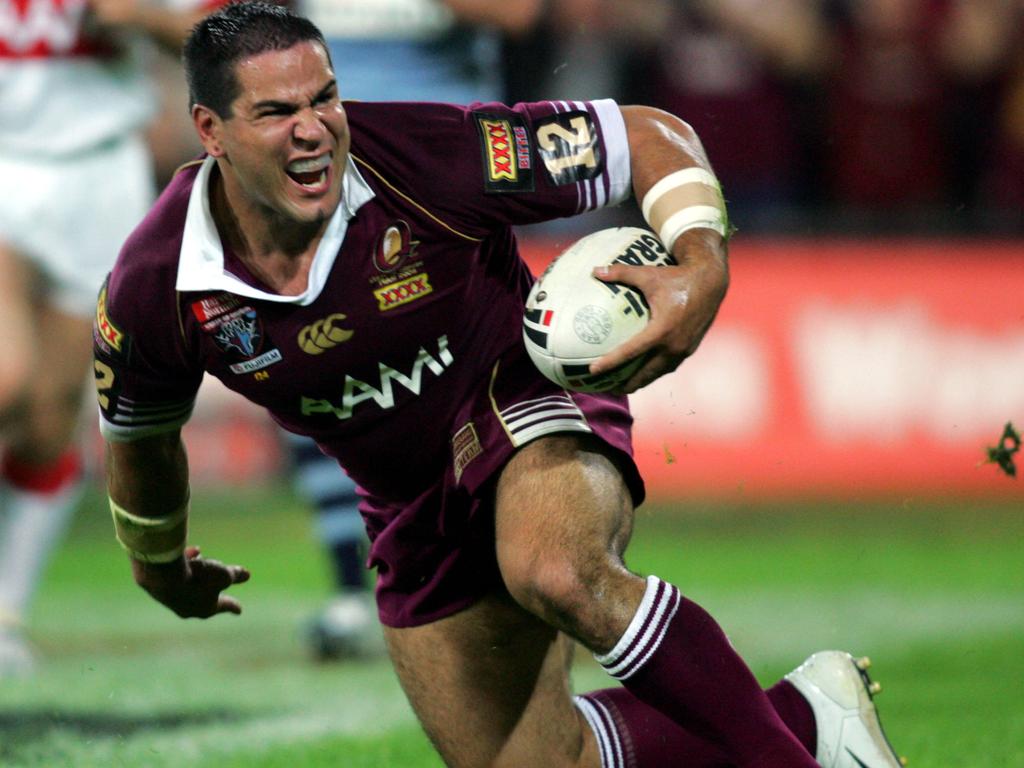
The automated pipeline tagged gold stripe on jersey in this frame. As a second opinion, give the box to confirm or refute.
[488,360,516,444]
[351,153,484,244]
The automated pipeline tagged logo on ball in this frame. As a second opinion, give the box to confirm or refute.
[573,305,612,344]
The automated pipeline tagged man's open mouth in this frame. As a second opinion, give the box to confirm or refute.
[286,155,331,188]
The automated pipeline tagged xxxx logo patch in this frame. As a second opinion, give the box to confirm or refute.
[95,282,124,354]
[374,273,433,311]
[474,112,534,193]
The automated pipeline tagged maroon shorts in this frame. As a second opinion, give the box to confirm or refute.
[360,344,645,628]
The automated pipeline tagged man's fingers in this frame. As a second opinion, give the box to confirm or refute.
[616,353,677,394]
[187,555,251,595]
[593,262,656,290]
[216,596,243,615]
[589,324,661,375]
[201,560,250,590]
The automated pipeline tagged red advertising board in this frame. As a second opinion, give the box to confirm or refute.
[521,238,1024,501]
[146,238,1023,500]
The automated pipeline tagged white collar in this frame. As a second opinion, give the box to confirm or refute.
[174,155,375,305]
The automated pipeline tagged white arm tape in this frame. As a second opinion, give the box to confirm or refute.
[659,205,728,247]
[641,167,727,251]
[110,496,189,564]
[641,167,720,221]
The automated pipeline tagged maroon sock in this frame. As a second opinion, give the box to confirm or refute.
[593,576,817,768]
[577,681,815,768]
[766,680,816,755]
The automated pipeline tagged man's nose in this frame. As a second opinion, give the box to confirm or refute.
[293,107,327,144]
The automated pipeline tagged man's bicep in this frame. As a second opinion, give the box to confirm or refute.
[94,275,202,443]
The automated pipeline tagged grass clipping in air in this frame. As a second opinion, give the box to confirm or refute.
[983,421,1020,478]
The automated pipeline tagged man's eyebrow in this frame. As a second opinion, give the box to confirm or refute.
[251,80,337,112]
[251,98,296,112]
[316,79,338,98]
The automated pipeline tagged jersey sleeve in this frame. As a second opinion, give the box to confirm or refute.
[93,266,204,443]
[346,99,633,237]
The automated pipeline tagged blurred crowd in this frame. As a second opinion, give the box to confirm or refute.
[143,0,1024,236]
[504,0,1024,235]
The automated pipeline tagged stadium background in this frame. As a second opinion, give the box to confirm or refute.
[6,1,1024,765]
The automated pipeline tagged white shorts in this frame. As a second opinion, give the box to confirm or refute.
[0,134,156,318]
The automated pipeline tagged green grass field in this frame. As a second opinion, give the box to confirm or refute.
[3,484,1022,767]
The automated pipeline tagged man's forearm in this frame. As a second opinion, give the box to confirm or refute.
[106,433,189,512]
[106,433,190,562]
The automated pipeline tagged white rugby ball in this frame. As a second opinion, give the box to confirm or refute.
[523,226,674,393]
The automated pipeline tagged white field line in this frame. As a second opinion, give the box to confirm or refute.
[25,690,417,768]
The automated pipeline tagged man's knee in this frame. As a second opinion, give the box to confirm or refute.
[503,551,583,620]
[500,544,632,650]
[495,435,642,646]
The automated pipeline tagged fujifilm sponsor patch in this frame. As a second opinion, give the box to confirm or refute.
[229,349,283,374]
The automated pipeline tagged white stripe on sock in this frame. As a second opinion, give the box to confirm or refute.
[595,576,680,680]
[589,697,625,768]
[574,696,619,768]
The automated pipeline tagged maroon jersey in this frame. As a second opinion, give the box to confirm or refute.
[95,99,634,505]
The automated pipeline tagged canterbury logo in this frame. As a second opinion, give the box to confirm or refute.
[298,313,354,354]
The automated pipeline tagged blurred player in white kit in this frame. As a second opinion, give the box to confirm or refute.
[0,0,223,675]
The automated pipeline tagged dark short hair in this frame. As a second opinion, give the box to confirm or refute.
[183,1,328,117]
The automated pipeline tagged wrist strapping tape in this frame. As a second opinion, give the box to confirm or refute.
[110,496,189,563]
[641,167,727,251]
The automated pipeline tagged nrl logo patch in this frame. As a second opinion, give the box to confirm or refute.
[202,306,269,362]
[474,112,534,193]
[373,220,418,273]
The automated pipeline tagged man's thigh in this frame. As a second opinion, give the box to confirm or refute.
[493,433,644,652]
[385,590,600,768]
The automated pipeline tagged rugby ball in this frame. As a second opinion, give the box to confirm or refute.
[523,227,674,393]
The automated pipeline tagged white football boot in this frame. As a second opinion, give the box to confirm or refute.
[785,651,907,768]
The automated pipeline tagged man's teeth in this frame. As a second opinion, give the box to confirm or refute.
[288,156,330,173]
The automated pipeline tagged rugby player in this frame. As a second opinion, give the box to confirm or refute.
[0,0,223,676]
[96,4,906,766]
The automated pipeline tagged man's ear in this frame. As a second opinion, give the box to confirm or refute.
[193,104,226,157]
